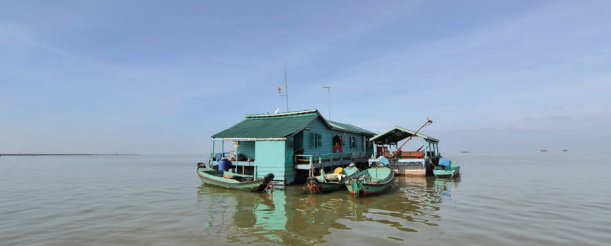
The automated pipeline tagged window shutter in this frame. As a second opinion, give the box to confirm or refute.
[310,133,314,148]
[316,133,322,148]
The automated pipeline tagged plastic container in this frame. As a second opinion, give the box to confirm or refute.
[219,158,232,171]
[438,158,451,167]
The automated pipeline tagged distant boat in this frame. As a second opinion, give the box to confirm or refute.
[563,150,568,152]
[197,164,274,192]
[304,165,359,194]
[345,166,394,197]
[541,149,549,152]
[433,158,460,178]
[461,151,469,153]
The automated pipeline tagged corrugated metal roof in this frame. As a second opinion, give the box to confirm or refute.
[370,126,439,143]
[212,112,318,139]
[328,120,376,136]
[212,110,376,140]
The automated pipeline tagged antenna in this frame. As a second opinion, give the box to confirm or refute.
[278,61,289,112]
[323,86,331,119]
[284,61,289,112]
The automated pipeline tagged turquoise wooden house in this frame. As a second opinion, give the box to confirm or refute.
[209,109,376,184]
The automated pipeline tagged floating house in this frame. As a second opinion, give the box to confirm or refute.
[209,109,376,184]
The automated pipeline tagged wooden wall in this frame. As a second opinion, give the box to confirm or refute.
[237,141,255,159]
[301,117,367,157]
[254,140,295,183]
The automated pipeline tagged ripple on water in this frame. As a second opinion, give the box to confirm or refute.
[2,154,611,246]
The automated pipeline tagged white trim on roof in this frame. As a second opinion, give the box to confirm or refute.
[245,109,317,118]
[328,122,346,130]
[220,137,287,141]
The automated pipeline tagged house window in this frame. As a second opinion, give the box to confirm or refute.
[350,136,356,149]
[310,133,323,148]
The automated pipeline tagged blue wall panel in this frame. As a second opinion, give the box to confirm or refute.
[238,141,255,159]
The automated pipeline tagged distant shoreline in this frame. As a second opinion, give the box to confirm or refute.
[0,154,140,156]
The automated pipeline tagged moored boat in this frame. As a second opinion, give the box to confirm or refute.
[433,158,460,178]
[304,165,360,194]
[369,119,437,176]
[345,166,394,197]
[197,164,274,192]
[369,119,460,177]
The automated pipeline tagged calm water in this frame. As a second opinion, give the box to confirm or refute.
[1,153,610,246]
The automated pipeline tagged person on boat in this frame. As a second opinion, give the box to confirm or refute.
[332,134,343,153]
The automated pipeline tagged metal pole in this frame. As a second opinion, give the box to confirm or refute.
[323,86,331,119]
[211,139,215,167]
[284,61,289,112]
[235,142,239,173]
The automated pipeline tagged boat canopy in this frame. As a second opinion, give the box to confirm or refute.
[369,126,439,145]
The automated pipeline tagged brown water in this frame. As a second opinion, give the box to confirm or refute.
[1,153,610,246]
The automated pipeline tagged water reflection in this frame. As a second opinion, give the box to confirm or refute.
[196,176,460,245]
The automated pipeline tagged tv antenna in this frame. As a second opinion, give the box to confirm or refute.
[277,61,289,112]
[323,86,331,119]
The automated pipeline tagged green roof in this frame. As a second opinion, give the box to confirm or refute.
[328,120,376,136]
[212,109,375,140]
[212,110,318,140]
[370,126,439,144]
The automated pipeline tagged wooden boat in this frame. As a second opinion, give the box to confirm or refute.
[345,166,394,197]
[304,166,359,194]
[369,120,441,176]
[433,158,460,178]
[197,165,274,192]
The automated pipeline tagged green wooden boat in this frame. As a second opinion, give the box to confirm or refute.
[345,166,394,197]
[304,166,360,194]
[433,159,460,178]
[197,167,274,192]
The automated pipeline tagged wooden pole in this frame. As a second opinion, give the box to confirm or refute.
[389,118,433,161]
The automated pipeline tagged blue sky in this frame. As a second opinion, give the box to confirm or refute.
[1,0,609,154]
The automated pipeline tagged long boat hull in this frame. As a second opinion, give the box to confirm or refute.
[197,167,274,192]
[345,167,394,197]
[304,178,345,194]
[304,166,359,194]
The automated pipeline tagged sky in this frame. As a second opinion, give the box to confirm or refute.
[1,0,610,154]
